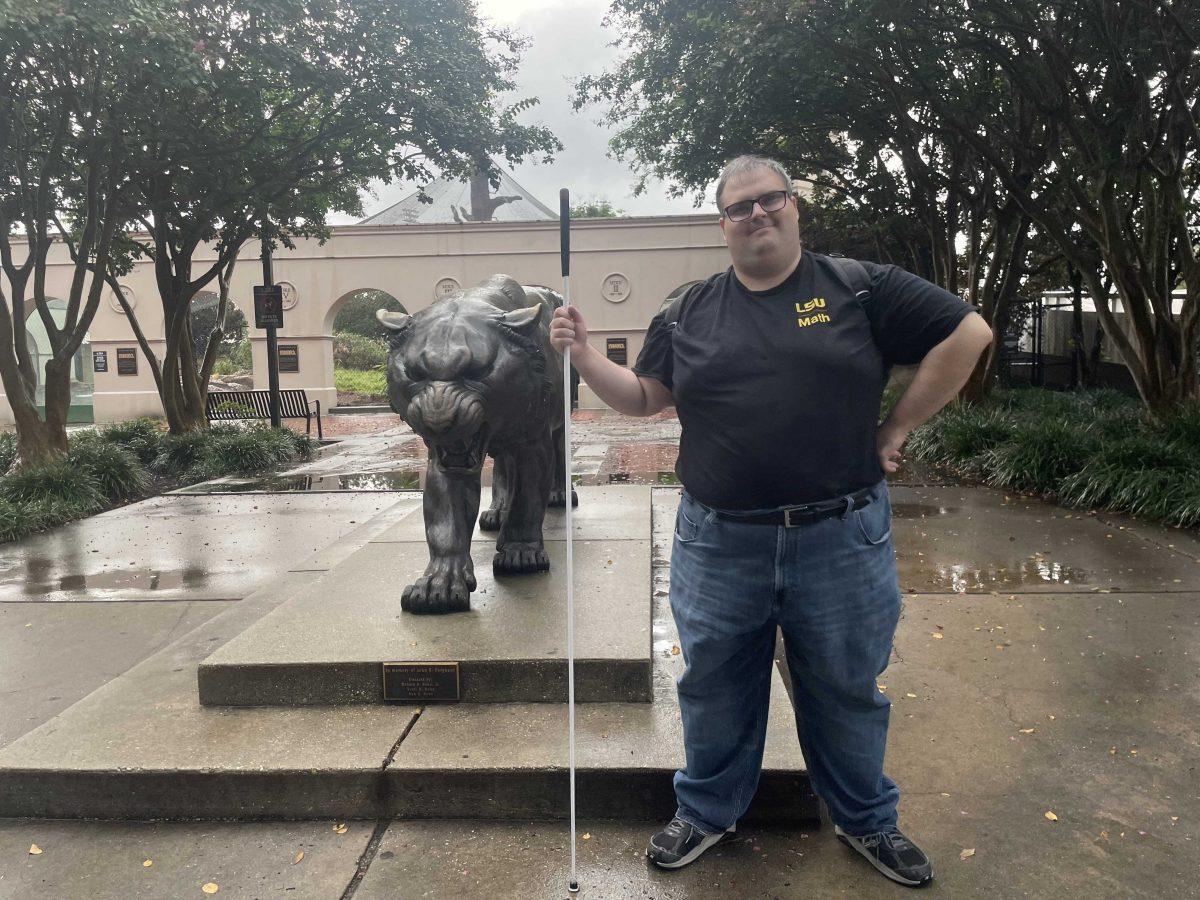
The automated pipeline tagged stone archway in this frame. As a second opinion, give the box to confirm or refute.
[325,289,408,407]
[658,281,701,315]
[24,298,94,423]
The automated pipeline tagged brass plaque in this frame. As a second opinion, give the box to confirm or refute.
[383,662,460,702]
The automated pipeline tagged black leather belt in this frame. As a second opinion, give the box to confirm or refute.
[714,486,875,527]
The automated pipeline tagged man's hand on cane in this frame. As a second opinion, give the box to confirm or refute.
[551,306,589,355]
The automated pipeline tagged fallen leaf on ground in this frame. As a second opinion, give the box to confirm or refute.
[143,859,153,868]
[333,823,348,834]
[931,633,944,640]
[28,844,42,855]
[294,851,304,864]
[905,692,917,699]
[1045,811,1058,822]
[202,884,219,895]
[1018,728,1036,734]
[582,833,591,840]
[670,645,680,655]
[959,848,975,860]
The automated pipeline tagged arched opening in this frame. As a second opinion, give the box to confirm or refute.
[24,299,94,423]
[190,291,251,386]
[327,289,407,407]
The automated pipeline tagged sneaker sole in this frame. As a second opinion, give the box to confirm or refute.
[835,829,932,888]
[647,825,735,870]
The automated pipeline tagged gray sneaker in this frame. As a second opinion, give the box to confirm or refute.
[646,817,736,869]
[835,824,933,887]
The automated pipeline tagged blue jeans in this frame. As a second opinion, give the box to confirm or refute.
[669,478,902,838]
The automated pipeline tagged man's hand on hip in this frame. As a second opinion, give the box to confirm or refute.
[876,421,909,474]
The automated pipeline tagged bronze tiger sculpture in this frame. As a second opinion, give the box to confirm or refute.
[377,275,576,614]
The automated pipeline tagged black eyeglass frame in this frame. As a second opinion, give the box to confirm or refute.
[721,189,794,222]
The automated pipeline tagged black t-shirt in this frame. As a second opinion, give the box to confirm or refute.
[632,251,978,509]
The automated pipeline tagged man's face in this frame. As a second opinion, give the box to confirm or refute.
[718,169,800,275]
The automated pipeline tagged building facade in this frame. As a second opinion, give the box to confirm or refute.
[1,214,732,424]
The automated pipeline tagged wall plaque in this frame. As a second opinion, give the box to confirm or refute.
[383,662,460,701]
[434,276,461,300]
[116,348,138,375]
[606,337,628,366]
[278,344,299,373]
[93,350,108,373]
[602,272,631,303]
[278,281,299,310]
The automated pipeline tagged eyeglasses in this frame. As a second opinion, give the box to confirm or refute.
[721,189,792,222]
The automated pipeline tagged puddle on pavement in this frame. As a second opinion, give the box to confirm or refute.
[913,557,1091,592]
[891,503,959,518]
[187,470,424,492]
[183,466,682,493]
[21,566,212,596]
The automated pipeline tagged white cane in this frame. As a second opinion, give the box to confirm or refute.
[559,188,580,895]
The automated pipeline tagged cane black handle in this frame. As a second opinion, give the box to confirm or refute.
[560,188,570,277]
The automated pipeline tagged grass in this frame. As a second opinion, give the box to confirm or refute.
[335,367,388,399]
[908,387,1200,528]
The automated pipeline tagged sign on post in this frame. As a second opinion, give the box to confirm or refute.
[254,285,284,329]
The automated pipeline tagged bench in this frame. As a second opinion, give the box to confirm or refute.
[205,389,323,439]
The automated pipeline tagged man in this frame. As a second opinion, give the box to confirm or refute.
[549,155,993,888]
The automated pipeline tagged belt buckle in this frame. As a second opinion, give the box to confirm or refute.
[783,505,812,527]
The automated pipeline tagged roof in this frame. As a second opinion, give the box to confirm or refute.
[358,166,557,225]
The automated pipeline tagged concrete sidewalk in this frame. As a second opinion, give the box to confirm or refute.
[0,415,1196,898]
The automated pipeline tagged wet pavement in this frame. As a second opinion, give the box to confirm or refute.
[0,410,1197,898]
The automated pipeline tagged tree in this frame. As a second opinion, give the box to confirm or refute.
[0,0,176,468]
[332,290,406,341]
[890,0,1200,414]
[574,0,1043,401]
[576,0,1200,410]
[109,0,559,432]
[570,197,624,218]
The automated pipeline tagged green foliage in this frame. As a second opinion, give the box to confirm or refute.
[0,433,15,474]
[192,425,306,479]
[570,197,624,218]
[0,459,105,512]
[211,337,252,376]
[67,440,150,503]
[333,292,406,340]
[986,420,1098,495]
[97,417,164,465]
[333,332,389,370]
[152,430,214,478]
[907,403,1012,479]
[335,368,389,398]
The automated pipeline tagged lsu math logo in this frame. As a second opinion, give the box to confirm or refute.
[795,298,830,328]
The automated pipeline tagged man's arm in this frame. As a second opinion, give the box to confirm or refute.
[550,304,674,417]
[876,312,993,472]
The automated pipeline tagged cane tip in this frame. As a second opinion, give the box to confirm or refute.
[568,879,580,893]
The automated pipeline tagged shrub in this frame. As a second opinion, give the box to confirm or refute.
[190,424,303,479]
[152,430,213,478]
[1158,400,1200,453]
[67,440,150,502]
[1060,435,1196,513]
[333,331,388,369]
[0,432,15,474]
[98,417,163,465]
[907,402,1013,475]
[985,419,1098,494]
[0,458,105,512]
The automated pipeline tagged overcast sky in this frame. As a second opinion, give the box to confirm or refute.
[331,0,715,224]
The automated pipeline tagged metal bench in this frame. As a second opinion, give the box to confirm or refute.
[205,389,323,439]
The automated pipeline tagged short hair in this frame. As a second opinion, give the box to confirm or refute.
[715,155,793,212]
